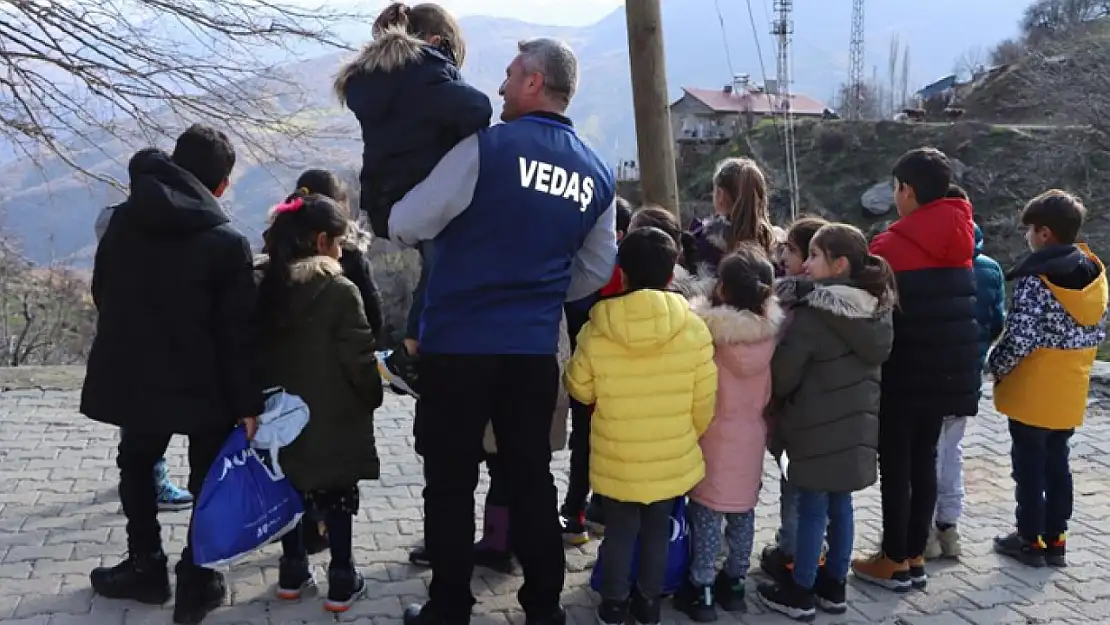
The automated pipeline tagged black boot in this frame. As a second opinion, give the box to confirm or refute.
[90,551,170,604]
[713,571,746,612]
[673,579,718,623]
[324,564,366,613]
[172,557,226,624]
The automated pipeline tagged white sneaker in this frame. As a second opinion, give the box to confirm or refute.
[937,525,962,559]
[924,527,943,560]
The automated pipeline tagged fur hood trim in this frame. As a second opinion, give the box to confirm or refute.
[334,26,426,100]
[288,256,344,283]
[804,283,892,318]
[690,295,784,344]
[343,219,374,253]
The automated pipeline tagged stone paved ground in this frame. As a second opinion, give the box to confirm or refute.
[3,370,1110,624]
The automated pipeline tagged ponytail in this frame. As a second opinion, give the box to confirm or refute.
[373,2,411,36]
[852,254,898,310]
[715,243,775,315]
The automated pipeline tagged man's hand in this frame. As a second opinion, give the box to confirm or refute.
[241,416,259,441]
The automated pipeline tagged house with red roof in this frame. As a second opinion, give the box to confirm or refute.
[669,80,828,145]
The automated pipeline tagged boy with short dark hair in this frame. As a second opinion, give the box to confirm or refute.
[83,124,261,625]
[855,147,980,591]
[567,226,716,625]
[990,189,1107,568]
[560,195,632,543]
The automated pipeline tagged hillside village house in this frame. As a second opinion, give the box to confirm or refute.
[670,82,826,146]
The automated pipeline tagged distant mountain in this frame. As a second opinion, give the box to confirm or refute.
[0,0,1027,264]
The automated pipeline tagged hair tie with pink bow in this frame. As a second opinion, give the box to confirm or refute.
[274,188,310,215]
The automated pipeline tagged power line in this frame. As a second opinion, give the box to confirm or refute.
[713,0,735,79]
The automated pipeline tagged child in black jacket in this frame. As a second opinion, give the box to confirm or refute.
[334,2,491,393]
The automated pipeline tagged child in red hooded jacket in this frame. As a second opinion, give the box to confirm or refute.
[852,148,980,592]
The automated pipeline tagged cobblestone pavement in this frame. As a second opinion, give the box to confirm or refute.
[3,375,1110,624]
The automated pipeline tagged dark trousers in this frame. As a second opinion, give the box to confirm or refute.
[418,354,565,622]
[117,427,227,559]
[879,411,943,562]
[598,497,673,602]
[282,506,354,567]
[562,300,593,517]
[485,453,509,507]
[1009,420,1074,541]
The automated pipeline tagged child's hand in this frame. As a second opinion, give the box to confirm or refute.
[241,416,259,441]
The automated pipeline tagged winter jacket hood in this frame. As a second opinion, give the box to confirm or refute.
[689,295,781,513]
[125,148,229,236]
[566,288,717,504]
[335,28,452,123]
[589,288,698,351]
[692,295,784,377]
[771,280,894,493]
[972,223,1006,365]
[1008,243,1104,297]
[870,197,975,271]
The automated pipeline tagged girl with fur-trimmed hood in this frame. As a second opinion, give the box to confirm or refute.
[255,193,382,613]
[756,223,895,622]
[334,1,492,240]
[674,244,784,621]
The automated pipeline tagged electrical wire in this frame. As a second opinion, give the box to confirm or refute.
[713,0,736,80]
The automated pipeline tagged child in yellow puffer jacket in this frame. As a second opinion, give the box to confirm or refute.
[566,226,717,625]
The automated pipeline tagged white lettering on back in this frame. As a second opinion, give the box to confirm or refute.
[518,158,596,212]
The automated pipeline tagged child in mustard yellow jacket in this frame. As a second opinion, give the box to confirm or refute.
[566,226,717,625]
[989,189,1108,568]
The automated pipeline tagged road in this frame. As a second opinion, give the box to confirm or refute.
[2,368,1110,624]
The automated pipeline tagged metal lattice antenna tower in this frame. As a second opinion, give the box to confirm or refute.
[771,0,798,218]
[848,0,866,120]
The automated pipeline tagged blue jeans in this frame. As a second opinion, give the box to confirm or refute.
[1009,420,1074,541]
[406,240,435,341]
[794,490,853,589]
[778,476,799,556]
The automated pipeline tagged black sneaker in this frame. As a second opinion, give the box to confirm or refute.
[756,578,816,622]
[560,513,589,546]
[409,545,432,567]
[630,590,661,625]
[325,565,366,613]
[404,603,469,625]
[908,556,927,590]
[993,531,1046,568]
[382,349,420,398]
[275,556,315,600]
[1046,534,1067,567]
[760,545,793,584]
[713,571,746,612]
[673,580,718,623]
[172,561,226,624]
[474,546,515,574]
[597,599,629,625]
[89,552,171,604]
[813,569,847,615]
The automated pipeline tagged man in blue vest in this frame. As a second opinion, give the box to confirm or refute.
[389,37,617,625]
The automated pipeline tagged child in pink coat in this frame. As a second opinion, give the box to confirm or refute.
[674,244,784,621]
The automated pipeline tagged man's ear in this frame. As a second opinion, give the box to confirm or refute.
[213,178,230,198]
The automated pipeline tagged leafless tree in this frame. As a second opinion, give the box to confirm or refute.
[0,235,95,365]
[836,80,882,121]
[1021,0,1110,45]
[990,38,1027,65]
[0,0,365,186]
[954,45,988,81]
[1015,37,1110,149]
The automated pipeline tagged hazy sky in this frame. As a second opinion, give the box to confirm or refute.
[331,0,624,26]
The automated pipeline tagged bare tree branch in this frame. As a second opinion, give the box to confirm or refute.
[0,0,368,186]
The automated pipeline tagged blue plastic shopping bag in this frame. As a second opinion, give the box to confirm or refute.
[590,497,690,596]
[191,427,304,568]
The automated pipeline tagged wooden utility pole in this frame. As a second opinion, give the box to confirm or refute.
[625,0,680,219]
